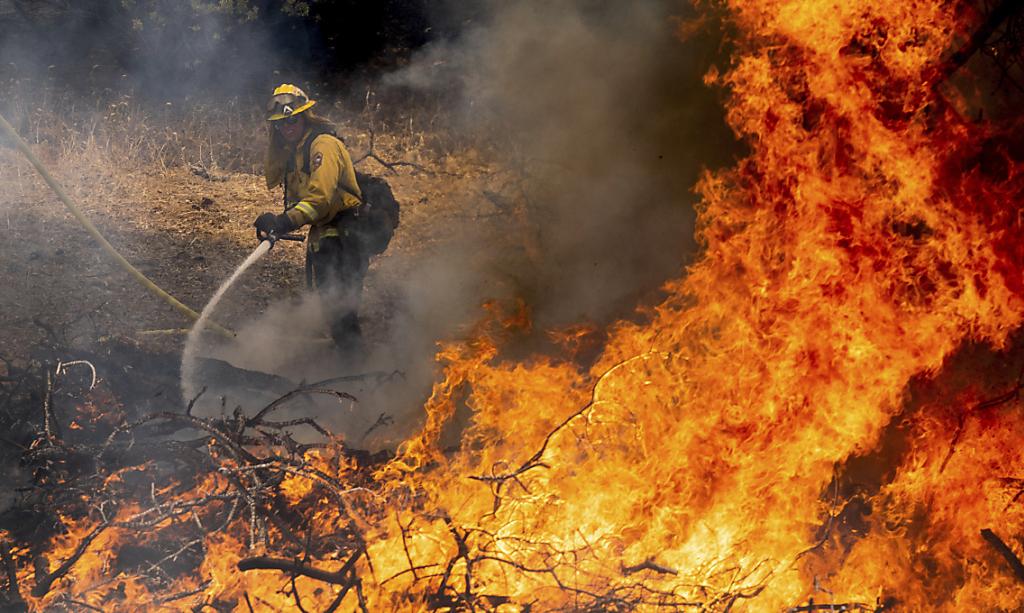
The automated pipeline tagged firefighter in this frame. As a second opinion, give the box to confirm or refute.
[254,84,367,356]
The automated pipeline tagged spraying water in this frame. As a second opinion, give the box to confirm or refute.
[180,240,273,404]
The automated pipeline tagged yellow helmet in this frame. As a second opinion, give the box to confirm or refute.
[266,83,316,121]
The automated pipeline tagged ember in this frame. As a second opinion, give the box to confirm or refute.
[2,0,1023,611]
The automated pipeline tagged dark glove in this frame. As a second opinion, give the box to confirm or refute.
[254,212,295,241]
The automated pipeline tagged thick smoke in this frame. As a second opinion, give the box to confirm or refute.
[187,0,738,444]
[386,0,737,328]
[2,0,737,446]
[214,0,736,442]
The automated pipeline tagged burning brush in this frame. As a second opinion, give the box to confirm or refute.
[1,0,1024,611]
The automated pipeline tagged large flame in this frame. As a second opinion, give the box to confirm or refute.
[21,0,1024,610]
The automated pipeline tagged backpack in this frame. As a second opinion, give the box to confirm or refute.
[350,171,400,255]
[294,126,400,256]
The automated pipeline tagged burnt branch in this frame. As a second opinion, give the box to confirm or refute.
[237,546,365,586]
[931,0,1024,86]
[795,478,842,560]
[186,386,207,416]
[55,596,104,612]
[940,365,1024,473]
[32,521,109,597]
[155,580,213,605]
[1,345,759,610]
[308,369,404,389]
[2,347,398,609]
[257,417,331,439]
[287,574,310,613]
[622,558,679,576]
[470,353,669,494]
[360,412,394,444]
[788,603,880,612]
[981,528,1024,583]
[41,368,59,442]
[0,540,23,606]
[319,570,358,613]
[115,492,238,530]
[249,387,357,425]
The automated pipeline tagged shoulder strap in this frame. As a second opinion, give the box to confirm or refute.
[299,126,337,175]
[283,127,337,213]
[287,126,363,208]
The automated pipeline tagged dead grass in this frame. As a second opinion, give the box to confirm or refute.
[2,77,479,175]
[0,79,506,362]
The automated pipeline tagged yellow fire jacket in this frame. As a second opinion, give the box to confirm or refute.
[280,129,362,250]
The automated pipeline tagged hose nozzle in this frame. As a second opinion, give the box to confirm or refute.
[262,231,303,247]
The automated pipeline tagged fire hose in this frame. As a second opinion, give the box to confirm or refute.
[0,111,234,337]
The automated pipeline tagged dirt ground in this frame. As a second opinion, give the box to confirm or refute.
[0,118,509,373]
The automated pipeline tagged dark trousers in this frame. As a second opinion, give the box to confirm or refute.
[306,235,368,353]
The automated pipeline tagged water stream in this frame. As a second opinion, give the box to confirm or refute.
[180,240,272,404]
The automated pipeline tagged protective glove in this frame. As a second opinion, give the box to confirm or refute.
[254,212,295,241]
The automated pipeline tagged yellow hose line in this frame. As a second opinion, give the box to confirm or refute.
[0,111,234,338]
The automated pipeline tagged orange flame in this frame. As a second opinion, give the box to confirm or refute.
[20,1,1024,610]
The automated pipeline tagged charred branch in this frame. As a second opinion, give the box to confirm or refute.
[286,574,310,613]
[931,0,1024,86]
[249,386,357,425]
[41,368,59,442]
[55,360,96,390]
[237,546,364,586]
[308,369,405,389]
[54,596,104,612]
[788,604,882,612]
[321,573,361,613]
[981,528,1024,583]
[796,479,843,560]
[622,558,679,576]
[940,365,1024,473]
[435,520,474,603]
[470,353,669,500]
[31,522,109,597]
[360,412,395,444]
[155,580,213,605]
[0,540,24,608]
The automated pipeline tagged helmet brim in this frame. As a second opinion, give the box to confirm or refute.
[267,99,316,121]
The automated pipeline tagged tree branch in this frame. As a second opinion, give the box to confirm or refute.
[237,547,364,586]
[930,0,1024,85]
[982,527,1024,583]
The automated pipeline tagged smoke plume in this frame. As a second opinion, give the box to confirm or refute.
[2,0,739,445]
[385,0,738,328]
[190,0,739,442]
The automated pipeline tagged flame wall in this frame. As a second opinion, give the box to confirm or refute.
[363,0,1024,608]
[25,0,1024,610]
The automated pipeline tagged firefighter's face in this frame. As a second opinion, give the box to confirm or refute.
[275,114,306,145]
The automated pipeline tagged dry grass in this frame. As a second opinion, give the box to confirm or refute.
[0,76,485,227]
[0,76,504,360]
[3,82,264,171]
[2,76,477,172]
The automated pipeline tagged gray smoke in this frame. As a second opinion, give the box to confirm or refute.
[0,2,284,99]
[1,0,737,448]
[384,0,736,328]
[191,0,738,445]
[220,0,738,444]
